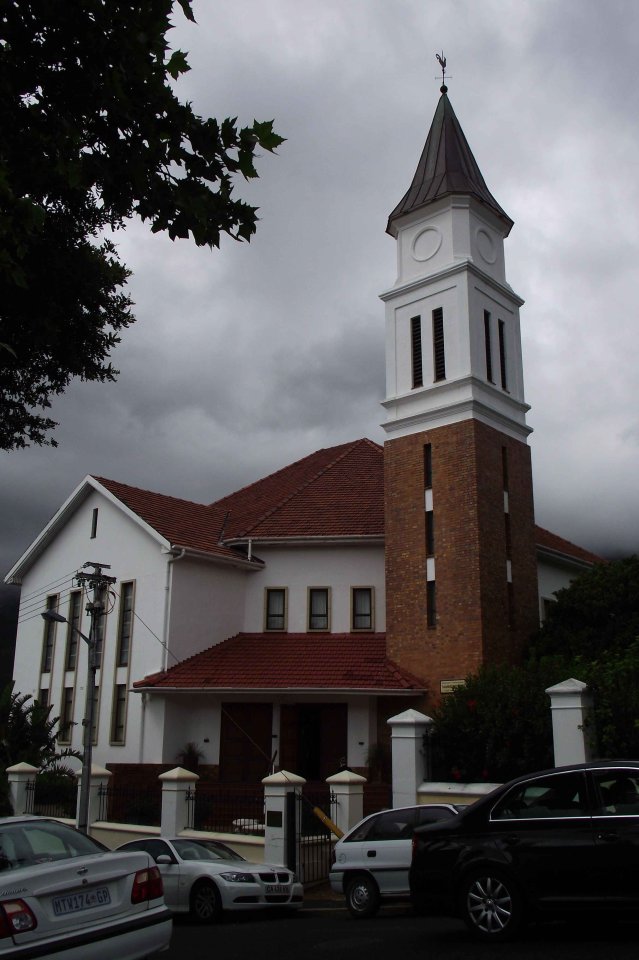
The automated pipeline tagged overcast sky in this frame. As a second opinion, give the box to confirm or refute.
[3,0,639,591]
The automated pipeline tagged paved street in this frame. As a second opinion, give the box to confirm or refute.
[162,901,639,960]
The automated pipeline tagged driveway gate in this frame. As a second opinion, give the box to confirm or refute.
[286,788,337,884]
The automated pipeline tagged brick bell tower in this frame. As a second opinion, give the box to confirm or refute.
[382,79,539,705]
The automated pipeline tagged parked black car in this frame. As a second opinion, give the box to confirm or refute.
[409,761,639,941]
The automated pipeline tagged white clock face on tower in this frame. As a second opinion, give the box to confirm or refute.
[411,226,442,262]
[476,227,497,264]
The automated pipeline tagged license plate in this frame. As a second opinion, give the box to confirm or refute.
[52,887,111,916]
[265,884,288,894]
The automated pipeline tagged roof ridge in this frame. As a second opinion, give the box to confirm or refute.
[225,439,374,539]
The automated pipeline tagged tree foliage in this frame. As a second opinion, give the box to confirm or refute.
[430,662,558,783]
[533,556,639,661]
[431,558,639,781]
[0,0,284,450]
[0,685,78,813]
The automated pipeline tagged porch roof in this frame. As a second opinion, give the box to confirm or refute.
[133,633,424,694]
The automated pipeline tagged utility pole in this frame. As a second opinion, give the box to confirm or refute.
[74,562,116,834]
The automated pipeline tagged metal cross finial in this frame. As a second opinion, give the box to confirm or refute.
[435,52,449,92]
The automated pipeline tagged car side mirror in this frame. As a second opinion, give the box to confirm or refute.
[156,854,174,864]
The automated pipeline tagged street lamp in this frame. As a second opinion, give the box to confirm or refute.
[41,609,97,834]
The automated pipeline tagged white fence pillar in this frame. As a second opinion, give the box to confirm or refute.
[262,770,305,873]
[388,709,434,808]
[159,767,199,836]
[326,769,366,834]
[546,678,594,766]
[6,762,39,816]
[76,764,112,830]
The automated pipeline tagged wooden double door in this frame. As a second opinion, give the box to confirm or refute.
[219,702,347,782]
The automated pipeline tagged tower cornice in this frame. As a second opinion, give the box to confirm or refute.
[380,257,524,308]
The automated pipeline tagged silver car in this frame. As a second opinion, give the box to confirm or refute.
[117,837,303,921]
[330,803,459,917]
[0,816,172,958]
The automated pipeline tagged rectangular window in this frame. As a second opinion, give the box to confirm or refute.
[432,308,446,381]
[484,310,494,382]
[59,687,74,744]
[111,684,127,744]
[65,591,82,671]
[38,688,49,708]
[410,315,423,388]
[265,588,286,631]
[308,588,329,631]
[426,511,435,556]
[424,443,432,490]
[352,588,373,631]
[90,507,98,539]
[41,595,58,673]
[427,581,437,628]
[498,318,508,389]
[116,582,134,667]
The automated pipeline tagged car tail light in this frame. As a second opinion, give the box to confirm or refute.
[0,899,38,936]
[131,866,164,904]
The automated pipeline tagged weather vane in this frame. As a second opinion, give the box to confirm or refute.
[435,51,450,92]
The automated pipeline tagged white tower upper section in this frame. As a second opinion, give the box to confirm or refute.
[381,86,531,443]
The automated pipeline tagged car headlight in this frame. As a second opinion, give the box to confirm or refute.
[219,872,256,883]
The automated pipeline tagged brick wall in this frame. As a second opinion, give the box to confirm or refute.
[384,420,538,707]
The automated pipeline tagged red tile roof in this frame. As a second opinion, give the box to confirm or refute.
[95,439,600,568]
[535,525,604,566]
[95,477,247,562]
[211,438,384,539]
[134,633,424,692]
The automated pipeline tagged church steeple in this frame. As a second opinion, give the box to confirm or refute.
[382,71,539,707]
[387,89,513,237]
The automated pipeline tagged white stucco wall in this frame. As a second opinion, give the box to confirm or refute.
[241,542,386,633]
[167,559,248,663]
[537,554,588,622]
[12,486,170,766]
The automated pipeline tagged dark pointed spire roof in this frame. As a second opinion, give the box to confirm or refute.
[387,87,513,236]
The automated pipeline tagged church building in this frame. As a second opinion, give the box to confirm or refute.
[6,85,601,784]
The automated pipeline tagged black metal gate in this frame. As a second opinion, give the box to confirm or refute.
[286,789,337,884]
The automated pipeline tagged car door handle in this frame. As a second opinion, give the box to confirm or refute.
[597,831,619,843]
[367,850,377,858]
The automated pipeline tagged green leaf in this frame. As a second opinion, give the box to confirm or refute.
[251,120,286,152]
[166,50,191,80]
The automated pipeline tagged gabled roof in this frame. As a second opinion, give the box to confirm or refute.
[535,525,604,567]
[5,437,603,585]
[133,633,424,694]
[211,438,384,540]
[387,89,513,236]
[94,477,246,562]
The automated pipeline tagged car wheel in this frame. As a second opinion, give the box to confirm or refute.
[461,868,523,941]
[345,874,380,919]
[190,880,222,923]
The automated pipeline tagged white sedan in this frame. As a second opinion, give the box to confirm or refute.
[116,837,303,921]
[0,815,171,958]
[330,803,460,917]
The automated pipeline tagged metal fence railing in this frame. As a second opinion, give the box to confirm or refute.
[25,777,77,819]
[186,785,265,834]
[97,783,161,826]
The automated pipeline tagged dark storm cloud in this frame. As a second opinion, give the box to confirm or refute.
[3,0,639,586]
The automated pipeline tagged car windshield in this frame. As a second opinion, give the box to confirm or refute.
[0,819,105,872]
[173,839,245,862]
